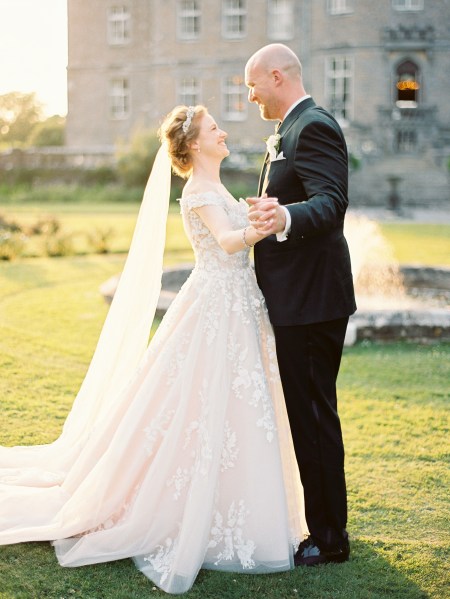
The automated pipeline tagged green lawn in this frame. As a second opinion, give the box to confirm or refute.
[379,223,450,267]
[0,253,449,598]
[2,203,450,266]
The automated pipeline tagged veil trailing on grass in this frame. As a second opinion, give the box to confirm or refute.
[0,143,172,479]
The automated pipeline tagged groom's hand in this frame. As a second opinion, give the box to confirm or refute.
[247,196,286,234]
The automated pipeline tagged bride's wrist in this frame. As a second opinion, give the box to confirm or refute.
[242,226,255,248]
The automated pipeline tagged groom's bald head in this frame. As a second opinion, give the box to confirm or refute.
[245,44,306,122]
[246,44,303,81]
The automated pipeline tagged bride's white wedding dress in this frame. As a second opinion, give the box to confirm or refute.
[0,190,305,594]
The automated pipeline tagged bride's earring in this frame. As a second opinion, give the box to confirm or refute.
[197,147,200,153]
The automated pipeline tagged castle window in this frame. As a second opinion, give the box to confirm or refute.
[222,75,247,120]
[178,1,201,40]
[110,78,130,119]
[325,56,353,124]
[327,0,353,15]
[222,0,246,39]
[395,60,420,106]
[267,0,294,40]
[396,129,417,152]
[178,77,200,106]
[107,6,131,45]
[392,0,423,10]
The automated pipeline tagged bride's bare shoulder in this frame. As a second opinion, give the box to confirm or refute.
[181,181,224,200]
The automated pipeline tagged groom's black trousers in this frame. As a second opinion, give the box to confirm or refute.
[273,316,349,549]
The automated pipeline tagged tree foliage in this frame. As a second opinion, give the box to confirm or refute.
[116,128,160,187]
[0,92,43,145]
[28,115,65,146]
[0,92,66,148]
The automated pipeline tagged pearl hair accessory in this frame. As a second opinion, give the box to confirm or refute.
[182,106,195,134]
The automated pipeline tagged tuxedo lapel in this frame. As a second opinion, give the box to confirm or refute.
[258,122,278,195]
[258,155,270,196]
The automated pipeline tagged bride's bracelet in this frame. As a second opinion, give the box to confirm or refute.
[242,226,254,248]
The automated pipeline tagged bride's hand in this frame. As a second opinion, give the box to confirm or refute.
[247,196,285,235]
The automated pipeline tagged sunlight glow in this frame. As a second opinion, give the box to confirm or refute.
[0,0,68,116]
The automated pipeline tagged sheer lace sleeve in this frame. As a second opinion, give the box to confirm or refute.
[181,191,226,212]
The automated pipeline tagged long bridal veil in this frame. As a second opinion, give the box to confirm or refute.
[0,144,172,482]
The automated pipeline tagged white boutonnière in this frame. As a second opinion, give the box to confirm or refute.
[265,133,285,162]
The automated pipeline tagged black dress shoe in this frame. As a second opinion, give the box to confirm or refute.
[294,536,350,567]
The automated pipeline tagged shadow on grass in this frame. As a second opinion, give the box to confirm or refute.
[0,539,431,599]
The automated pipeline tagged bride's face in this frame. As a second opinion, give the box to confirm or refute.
[194,114,229,159]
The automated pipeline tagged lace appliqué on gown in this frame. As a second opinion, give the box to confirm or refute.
[166,379,213,500]
[227,333,276,442]
[208,500,256,569]
[144,409,176,457]
[220,421,239,472]
[143,535,180,586]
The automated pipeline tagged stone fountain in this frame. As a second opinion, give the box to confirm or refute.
[342,215,450,344]
[100,214,450,345]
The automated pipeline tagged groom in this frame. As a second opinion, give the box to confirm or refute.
[245,44,356,566]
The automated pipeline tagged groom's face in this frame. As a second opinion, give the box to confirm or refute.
[245,63,278,121]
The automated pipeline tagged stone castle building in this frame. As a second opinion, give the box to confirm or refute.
[66,0,450,205]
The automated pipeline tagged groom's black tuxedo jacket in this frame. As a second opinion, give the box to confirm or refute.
[255,97,357,326]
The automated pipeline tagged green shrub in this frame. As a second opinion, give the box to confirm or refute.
[78,166,118,185]
[0,213,22,232]
[44,232,74,257]
[116,129,160,188]
[0,166,118,187]
[349,152,361,173]
[0,168,36,186]
[29,216,61,236]
[0,231,27,260]
[86,227,115,254]
[221,169,259,199]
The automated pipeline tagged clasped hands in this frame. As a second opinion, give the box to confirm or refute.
[246,194,286,237]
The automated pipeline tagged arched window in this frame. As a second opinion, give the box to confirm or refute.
[395,60,420,106]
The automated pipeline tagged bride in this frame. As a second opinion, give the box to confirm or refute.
[0,105,305,594]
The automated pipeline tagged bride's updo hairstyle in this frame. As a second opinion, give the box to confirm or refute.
[158,105,207,178]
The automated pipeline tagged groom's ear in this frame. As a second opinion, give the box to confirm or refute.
[272,69,283,87]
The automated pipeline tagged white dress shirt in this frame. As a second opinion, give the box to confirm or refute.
[276,95,311,242]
